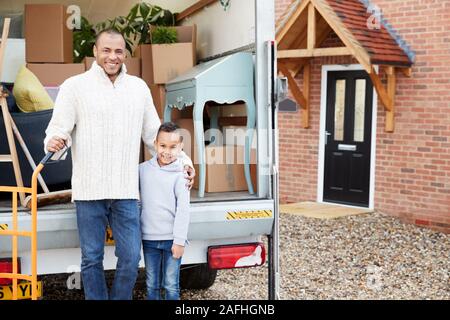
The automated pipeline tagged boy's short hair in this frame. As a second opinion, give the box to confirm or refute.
[157,122,183,142]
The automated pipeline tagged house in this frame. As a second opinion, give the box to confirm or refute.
[275,0,449,233]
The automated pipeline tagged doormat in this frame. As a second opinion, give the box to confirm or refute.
[280,201,373,219]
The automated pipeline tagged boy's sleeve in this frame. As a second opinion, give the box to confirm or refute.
[43,82,76,160]
[173,173,191,246]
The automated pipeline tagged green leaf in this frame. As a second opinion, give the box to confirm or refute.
[127,4,139,21]
[140,2,150,20]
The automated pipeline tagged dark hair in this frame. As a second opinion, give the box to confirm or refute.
[95,28,126,46]
[157,122,183,142]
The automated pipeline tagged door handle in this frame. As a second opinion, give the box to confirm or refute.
[325,131,331,145]
[338,144,357,151]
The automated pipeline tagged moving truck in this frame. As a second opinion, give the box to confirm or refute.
[0,0,284,299]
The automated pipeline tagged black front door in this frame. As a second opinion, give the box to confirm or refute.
[323,70,373,207]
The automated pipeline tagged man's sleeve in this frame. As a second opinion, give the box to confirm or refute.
[43,82,76,160]
[173,174,191,246]
[141,87,161,158]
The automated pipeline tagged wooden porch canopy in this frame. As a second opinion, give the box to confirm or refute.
[276,0,414,132]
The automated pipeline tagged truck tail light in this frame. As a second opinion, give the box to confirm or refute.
[0,258,21,285]
[208,243,266,270]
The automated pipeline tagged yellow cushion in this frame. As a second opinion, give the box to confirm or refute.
[13,65,54,113]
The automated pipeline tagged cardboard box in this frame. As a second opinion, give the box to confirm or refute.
[149,85,167,119]
[137,25,197,85]
[193,145,256,193]
[174,118,197,160]
[220,103,247,117]
[26,63,85,86]
[150,85,192,120]
[25,4,73,63]
[83,57,141,77]
[222,125,258,148]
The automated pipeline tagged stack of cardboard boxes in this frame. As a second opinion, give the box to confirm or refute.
[141,25,197,161]
[176,103,258,194]
[25,4,85,88]
[138,25,197,120]
[24,4,143,92]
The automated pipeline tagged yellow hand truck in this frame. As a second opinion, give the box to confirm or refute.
[0,152,55,300]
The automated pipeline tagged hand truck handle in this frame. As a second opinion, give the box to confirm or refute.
[40,152,55,165]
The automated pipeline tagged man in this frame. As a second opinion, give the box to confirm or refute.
[44,29,195,300]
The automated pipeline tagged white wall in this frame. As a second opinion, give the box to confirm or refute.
[0,0,196,25]
[180,0,255,60]
[0,39,25,83]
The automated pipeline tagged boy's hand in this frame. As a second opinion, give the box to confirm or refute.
[184,165,195,190]
[172,244,185,259]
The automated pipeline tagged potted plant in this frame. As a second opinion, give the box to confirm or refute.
[73,16,96,63]
[150,26,178,44]
[118,2,196,85]
[124,2,176,48]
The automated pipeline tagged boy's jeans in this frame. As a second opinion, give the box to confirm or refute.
[142,240,182,300]
[75,199,141,300]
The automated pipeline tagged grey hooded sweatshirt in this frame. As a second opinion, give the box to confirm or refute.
[139,157,190,246]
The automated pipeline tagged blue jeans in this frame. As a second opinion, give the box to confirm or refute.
[142,240,182,300]
[75,199,141,300]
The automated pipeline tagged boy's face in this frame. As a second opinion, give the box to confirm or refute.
[154,131,183,165]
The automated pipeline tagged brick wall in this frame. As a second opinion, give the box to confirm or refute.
[276,0,450,233]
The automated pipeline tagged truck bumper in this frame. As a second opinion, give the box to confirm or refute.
[0,199,274,274]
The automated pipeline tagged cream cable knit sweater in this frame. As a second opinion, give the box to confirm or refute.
[44,61,192,201]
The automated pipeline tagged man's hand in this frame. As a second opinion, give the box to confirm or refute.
[47,136,66,153]
[184,165,195,190]
[172,244,185,259]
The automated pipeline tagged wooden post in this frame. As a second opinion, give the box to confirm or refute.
[386,66,396,132]
[307,3,316,52]
[302,63,311,128]
[278,62,307,108]
[369,67,393,112]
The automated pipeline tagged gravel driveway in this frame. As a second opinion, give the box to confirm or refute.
[41,212,449,300]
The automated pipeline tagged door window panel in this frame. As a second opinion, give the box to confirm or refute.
[334,79,346,141]
[354,79,366,142]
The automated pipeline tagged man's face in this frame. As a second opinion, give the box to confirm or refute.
[93,33,126,78]
[155,131,183,165]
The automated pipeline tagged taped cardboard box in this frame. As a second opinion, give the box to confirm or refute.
[26,63,85,86]
[137,25,197,85]
[193,145,256,193]
[25,4,73,63]
[83,57,141,77]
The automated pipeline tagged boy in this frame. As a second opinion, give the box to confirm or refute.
[139,122,190,300]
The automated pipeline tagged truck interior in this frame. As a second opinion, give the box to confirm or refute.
[0,0,271,213]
